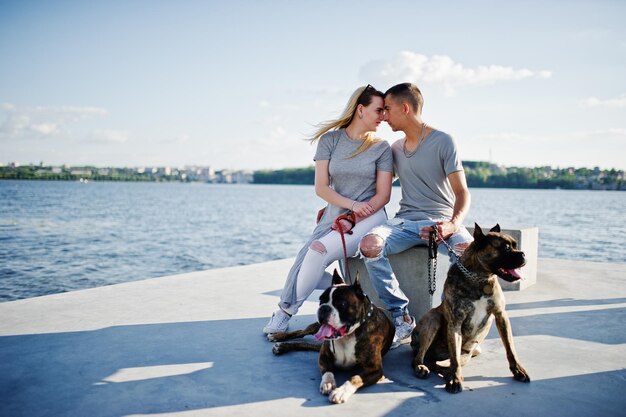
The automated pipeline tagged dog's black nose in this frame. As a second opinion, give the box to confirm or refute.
[317,304,332,323]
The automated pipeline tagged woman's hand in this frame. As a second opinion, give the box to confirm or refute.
[351,201,374,217]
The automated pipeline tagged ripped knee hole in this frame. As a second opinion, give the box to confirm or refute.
[452,241,471,255]
[310,240,327,254]
[360,234,384,258]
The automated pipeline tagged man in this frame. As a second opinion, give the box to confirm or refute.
[359,82,473,348]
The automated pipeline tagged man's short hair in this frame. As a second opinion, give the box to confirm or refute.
[385,83,424,114]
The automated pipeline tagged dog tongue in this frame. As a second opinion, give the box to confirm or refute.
[314,324,334,341]
[314,324,347,341]
[502,268,522,281]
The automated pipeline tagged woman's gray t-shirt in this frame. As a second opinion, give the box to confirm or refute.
[278,128,392,312]
[314,129,393,206]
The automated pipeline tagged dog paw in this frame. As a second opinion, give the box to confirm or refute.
[512,365,531,383]
[329,383,356,404]
[267,332,287,342]
[414,364,430,379]
[445,377,464,394]
[320,372,336,395]
[272,343,285,355]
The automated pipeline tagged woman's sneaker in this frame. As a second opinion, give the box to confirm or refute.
[263,309,291,334]
[391,315,416,349]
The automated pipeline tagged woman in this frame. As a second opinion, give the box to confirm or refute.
[263,84,393,334]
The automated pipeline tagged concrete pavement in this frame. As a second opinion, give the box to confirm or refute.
[1,257,625,417]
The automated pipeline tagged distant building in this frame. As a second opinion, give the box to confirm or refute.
[71,170,92,177]
[233,170,254,184]
[219,170,232,183]
[183,165,216,182]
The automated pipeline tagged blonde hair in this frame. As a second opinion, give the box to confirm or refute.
[310,85,384,158]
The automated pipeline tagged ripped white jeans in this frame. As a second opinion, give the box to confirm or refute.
[288,209,387,315]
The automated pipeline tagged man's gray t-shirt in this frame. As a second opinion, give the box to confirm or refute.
[314,129,393,205]
[391,129,464,221]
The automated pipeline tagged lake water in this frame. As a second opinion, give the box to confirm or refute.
[1,180,624,302]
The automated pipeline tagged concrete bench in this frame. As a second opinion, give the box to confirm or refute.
[346,226,538,321]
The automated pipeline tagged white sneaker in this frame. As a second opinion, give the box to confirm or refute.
[391,315,416,349]
[263,310,291,334]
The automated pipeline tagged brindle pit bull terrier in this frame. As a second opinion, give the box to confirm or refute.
[411,224,531,393]
[268,270,394,404]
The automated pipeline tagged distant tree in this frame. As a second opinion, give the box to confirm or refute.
[254,167,315,185]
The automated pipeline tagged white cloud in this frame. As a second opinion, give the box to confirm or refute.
[478,128,626,144]
[360,52,552,96]
[579,94,626,108]
[254,124,289,147]
[269,126,286,140]
[88,129,129,143]
[471,128,626,169]
[573,128,626,138]
[258,99,270,108]
[154,133,191,145]
[0,103,108,139]
[31,123,59,135]
[478,132,527,142]
[176,134,190,144]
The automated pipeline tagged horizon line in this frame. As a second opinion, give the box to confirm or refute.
[2,161,624,172]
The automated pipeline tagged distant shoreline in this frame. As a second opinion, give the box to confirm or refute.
[1,178,625,192]
[1,162,624,191]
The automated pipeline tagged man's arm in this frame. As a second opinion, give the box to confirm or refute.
[419,170,471,241]
[447,170,471,236]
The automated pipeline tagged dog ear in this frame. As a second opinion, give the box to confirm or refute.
[473,223,485,240]
[332,269,345,286]
[490,224,501,233]
[473,223,487,248]
[352,271,365,297]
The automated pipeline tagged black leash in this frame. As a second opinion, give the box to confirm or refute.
[428,229,438,295]
[430,225,477,282]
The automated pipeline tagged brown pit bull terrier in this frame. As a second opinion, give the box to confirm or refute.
[268,270,394,404]
[411,224,531,393]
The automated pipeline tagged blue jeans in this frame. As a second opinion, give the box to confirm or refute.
[360,218,473,319]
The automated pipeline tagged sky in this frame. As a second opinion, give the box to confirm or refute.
[1,0,625,171]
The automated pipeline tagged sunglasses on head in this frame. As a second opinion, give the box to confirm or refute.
[358,84,376,101]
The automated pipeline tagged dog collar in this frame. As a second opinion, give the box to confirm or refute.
[358,295,375,325]
[455,259,478,280]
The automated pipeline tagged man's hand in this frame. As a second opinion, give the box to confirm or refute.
[419,221,459,242]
